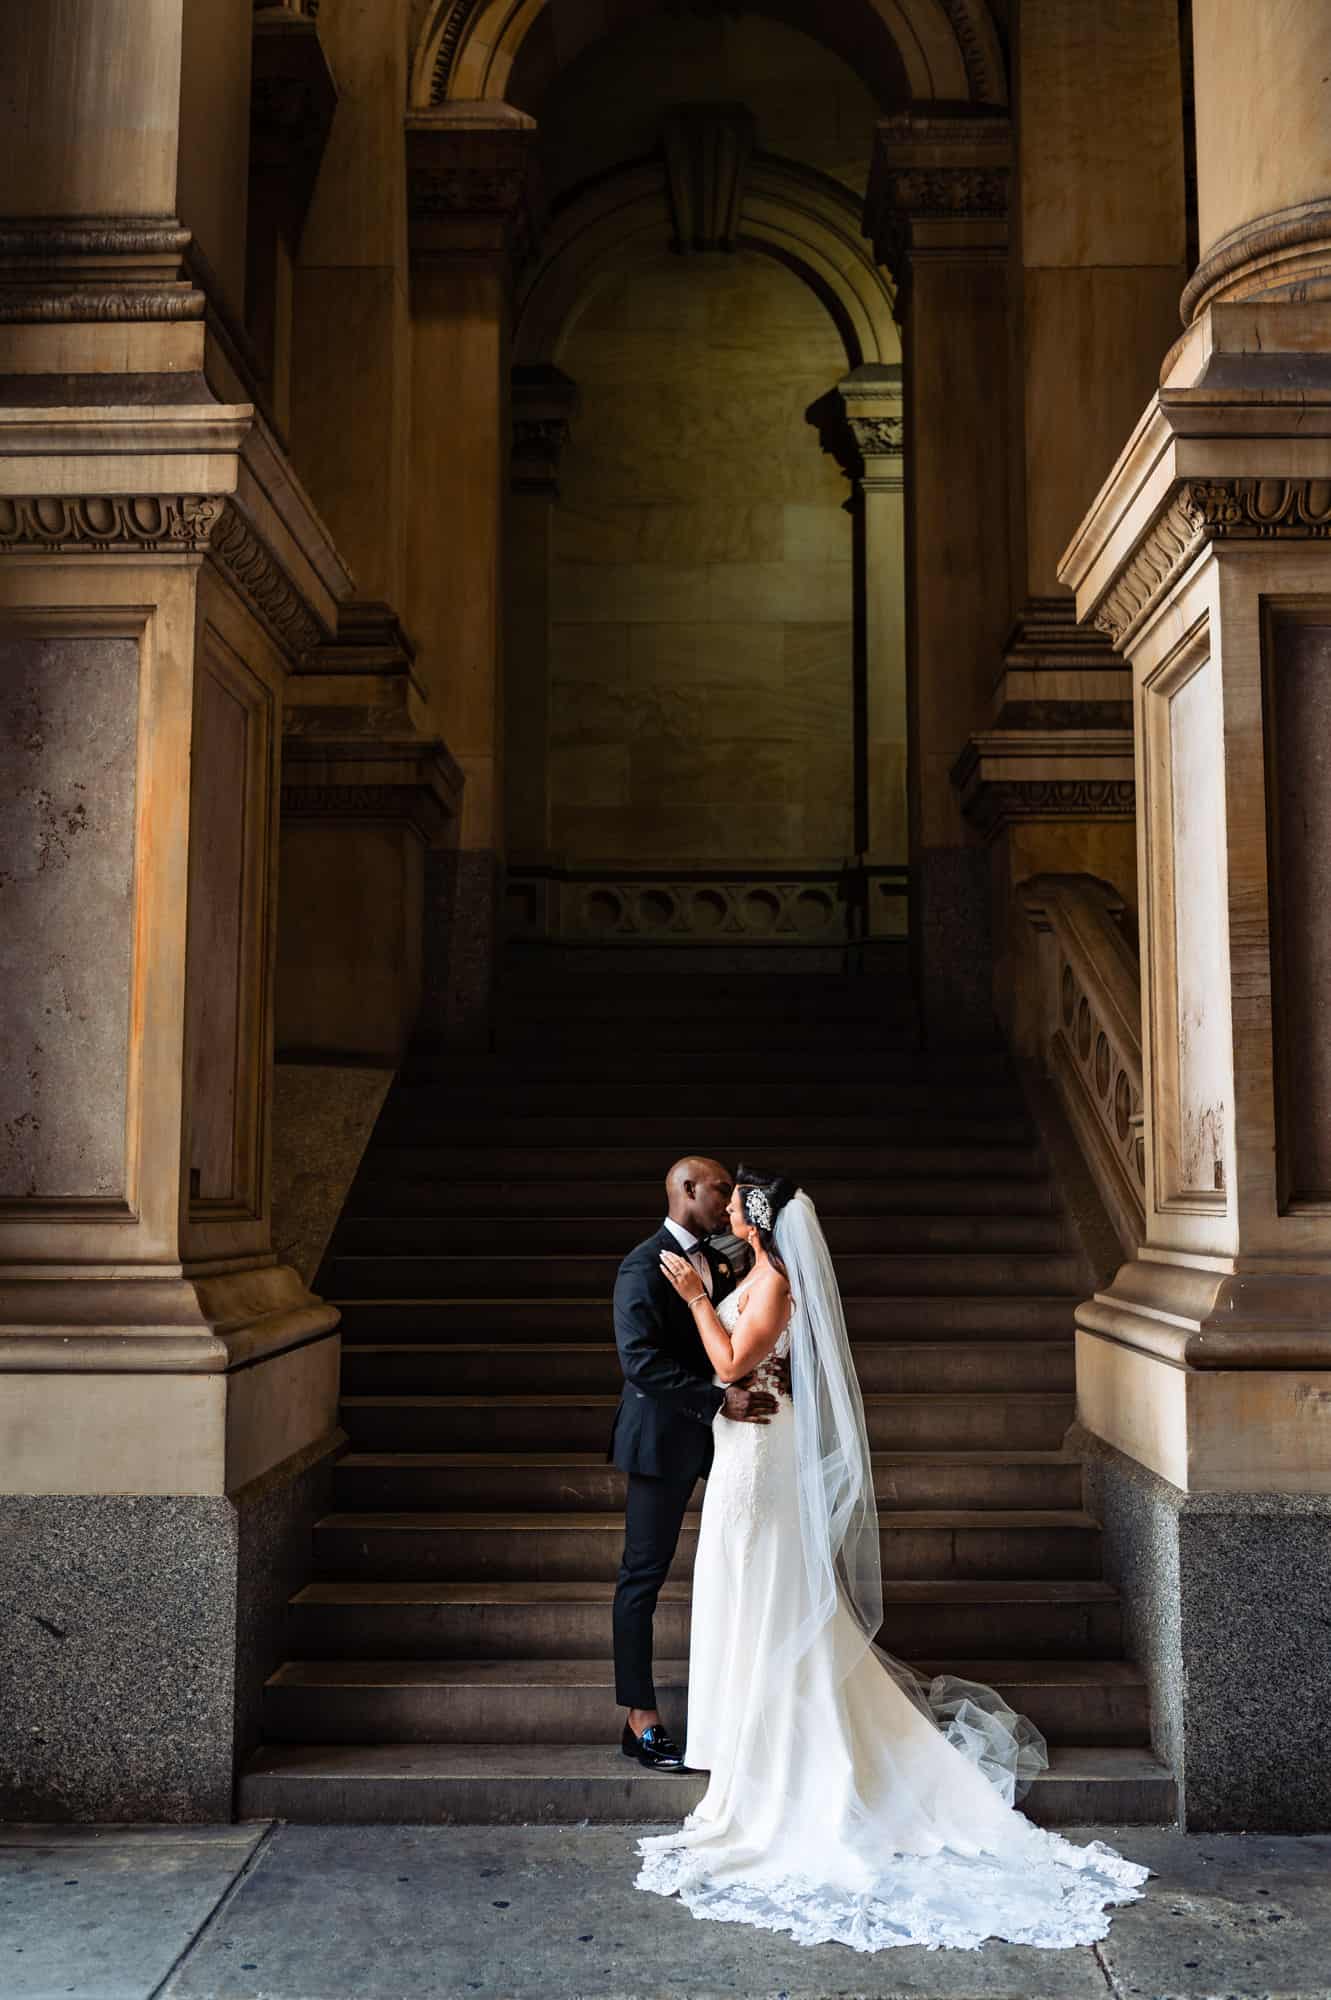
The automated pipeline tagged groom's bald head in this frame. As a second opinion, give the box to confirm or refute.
[666,1156,733,1235]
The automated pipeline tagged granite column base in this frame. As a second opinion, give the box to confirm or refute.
[0,1439,336,1822]
[1079,1427,1331,1832]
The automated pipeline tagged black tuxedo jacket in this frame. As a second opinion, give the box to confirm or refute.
[608,1225,738,1482]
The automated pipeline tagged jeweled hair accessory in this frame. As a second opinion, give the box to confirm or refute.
[743,1186,773,1233]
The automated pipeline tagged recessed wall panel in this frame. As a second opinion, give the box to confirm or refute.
[1265,610,1331,1208]
[0,632,137,1203]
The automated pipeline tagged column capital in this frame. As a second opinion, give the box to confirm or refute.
[510,364,579,497]
[864,111,1011,285]
[405,103,543,271]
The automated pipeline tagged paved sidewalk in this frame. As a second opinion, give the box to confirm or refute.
[4,1820,1331,2000]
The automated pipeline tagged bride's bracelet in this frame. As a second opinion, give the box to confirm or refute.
[688,1293,709,1312]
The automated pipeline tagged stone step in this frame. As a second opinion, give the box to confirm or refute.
[339,1340,1075,1399]
[326,1250,1085,1301]
[343,1176,1061,1220]
[311,1508,1103,1584]
[371,1111,1039,1148]
[261,1657,1150,1748]
[432,1047,1003,1084]
[237,1742,1176,1827]
[332,1213,1068,1257]
[495,974,903,1020]
[330,1293,1078,1344]
[287,1577,1123,1662]
[364,1141,1050,1183]
[338,1391,1076,1454]
[334,1450,1087,1515]
[390,1078,1029,1118]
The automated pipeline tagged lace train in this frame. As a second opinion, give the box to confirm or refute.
[636,1826,1148,1953]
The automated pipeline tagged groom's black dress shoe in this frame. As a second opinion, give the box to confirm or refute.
[621,1722,687,1771]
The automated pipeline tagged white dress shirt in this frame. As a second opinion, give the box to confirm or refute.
[663,1217,714,1297]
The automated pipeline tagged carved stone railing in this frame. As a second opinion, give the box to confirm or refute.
[1021,874,1145,1250]
[503,864,909,948]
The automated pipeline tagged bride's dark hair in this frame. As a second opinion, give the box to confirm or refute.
[736,1164,798,1278]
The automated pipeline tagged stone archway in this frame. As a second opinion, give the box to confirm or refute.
[409,0,1007,111]
[502,150,907,958]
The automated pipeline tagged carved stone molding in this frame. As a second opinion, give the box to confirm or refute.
[0,215,202,324]
[1090,477,1331,648]
[662,104,755,253]
[510,364,578,497]
[983,777,1135,819]
[281,738,463,845]
[408,166,530,218]
[0,493,326,659]
[209,506,325,657]
[937,0,1007,107]
[426,0,483,103]
[406,107,542,269]
[504,869,860,945]
[846,415,903,456]
[0,493,224,553]
[1180,195,1331,324]
[993,597,1129,729]
[864,116,1011,284]
[953,718,1135,835]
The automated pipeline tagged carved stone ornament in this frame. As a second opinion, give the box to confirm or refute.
[976,778,1136,825]
[877,167,1008,219]
[0,494,225,552]
[845,415,903,456]
[0,494,324,658]
[427,0,484,103]
[0,216,202,324]
[1091,477,1331,646]
[662,104,755,253]
[407,166,530,219]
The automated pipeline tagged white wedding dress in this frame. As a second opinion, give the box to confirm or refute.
[636,1256,1149,1953]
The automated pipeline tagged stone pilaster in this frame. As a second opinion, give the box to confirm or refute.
[280,603,464,1066]
[960,1,1184,1044]
[838,365,908,947]
[864,112,1013,1037]
[507,366,577,865]
[1059,299,1331,1826]
[405,103,541,1051]
[0,0,353,1818]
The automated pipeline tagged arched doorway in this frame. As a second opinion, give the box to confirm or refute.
[495,11,907,963]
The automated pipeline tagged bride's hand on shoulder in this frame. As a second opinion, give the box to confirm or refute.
[658,1250,706,1302]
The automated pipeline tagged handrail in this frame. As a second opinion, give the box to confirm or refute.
[1021,873,1145,1252]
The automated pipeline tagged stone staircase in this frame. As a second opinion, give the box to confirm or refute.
[240,971,1175,1824]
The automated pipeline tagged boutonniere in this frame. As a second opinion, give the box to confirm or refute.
[718,1261,730,1275]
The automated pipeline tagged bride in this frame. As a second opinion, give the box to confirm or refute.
[639,1167,1149,1953]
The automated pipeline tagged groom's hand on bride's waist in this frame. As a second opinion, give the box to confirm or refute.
[720,1383,778,1424]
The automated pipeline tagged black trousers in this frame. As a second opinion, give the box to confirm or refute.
[613,1469,698,1709]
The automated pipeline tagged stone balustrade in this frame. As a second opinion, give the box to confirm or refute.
[1020,873,1145,1254]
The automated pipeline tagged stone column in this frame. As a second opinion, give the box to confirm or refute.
[863,114,1013,1038]
[1057,0,1331,1831]
[405,104,540,1054]
[956,0,1186,1043]
[505,365,578,869]
[0,0,353,1818]
[838,366,908,950]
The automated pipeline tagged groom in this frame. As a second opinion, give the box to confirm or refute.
[609,1155,779,1770]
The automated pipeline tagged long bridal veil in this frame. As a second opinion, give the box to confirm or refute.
[775,1190,1048,1806]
